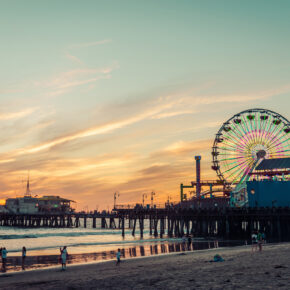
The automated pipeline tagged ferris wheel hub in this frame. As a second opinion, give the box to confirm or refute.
[256,149,267,159]
[250,144,268,159]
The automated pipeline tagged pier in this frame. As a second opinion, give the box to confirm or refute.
[0,212,118,229]
[1,206,290,243]
[114,206,290,242]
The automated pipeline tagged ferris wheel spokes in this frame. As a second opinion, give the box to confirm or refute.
[212,108,290,183]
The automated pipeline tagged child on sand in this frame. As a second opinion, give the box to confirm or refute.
[257,231,263,252]
[1,247,7,272]
[60,246,68,270]
[262,232,266,244]
[22,247,26,270]
[251,231,258,252]
[116,249,121,266]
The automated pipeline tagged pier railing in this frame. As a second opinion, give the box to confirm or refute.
[114,203,178,210]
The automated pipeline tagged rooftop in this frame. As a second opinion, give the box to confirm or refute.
[255,158,290,171]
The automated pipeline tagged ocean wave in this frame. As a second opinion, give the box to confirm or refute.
[0,230,140,240]
[8,237,183,253]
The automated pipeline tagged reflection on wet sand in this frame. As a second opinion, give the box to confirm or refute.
[2,240,242,273]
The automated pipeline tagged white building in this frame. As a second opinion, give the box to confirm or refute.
[4,178,75,214]
[5,196,38,214]
[5,195,75,214]
[0,205,9,213]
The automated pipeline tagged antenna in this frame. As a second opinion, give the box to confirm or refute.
[25,171,31,197]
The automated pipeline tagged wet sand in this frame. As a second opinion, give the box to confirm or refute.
[0,242,289,289]
[1,240,241,273]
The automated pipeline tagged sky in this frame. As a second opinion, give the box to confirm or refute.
[0,0,289,210]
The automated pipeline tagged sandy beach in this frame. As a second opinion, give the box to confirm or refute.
[0,242,289,290]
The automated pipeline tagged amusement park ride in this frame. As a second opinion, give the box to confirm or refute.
[181,108,290,207]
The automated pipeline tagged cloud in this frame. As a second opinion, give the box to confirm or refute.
[0,108,37,121]
[1,83,283,161]
[151,110,194,119]
[163,139,212,155]
[33,63,119,97]
[0,99,176,159]
[65,53,84,65]
[69,39,112,49]
[57,75,111,89]
[0,159,15,164]
[39,66,117,89]
[191,85,290,105]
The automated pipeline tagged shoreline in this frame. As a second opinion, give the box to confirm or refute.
[0,242,289,289]
[0,239,244,273]
[1,242,228,276]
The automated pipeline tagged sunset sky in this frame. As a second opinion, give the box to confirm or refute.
[0,0,289,210]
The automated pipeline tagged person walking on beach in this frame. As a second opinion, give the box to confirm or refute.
[22,247,27,270]
[262,232,266,244]
[116,249,121,266]
[1,247,7,272]
[257,231,263,252]
[60,246,68,271]
[182,235,186,244]
[251,231,258,252]
[187,235,192,250]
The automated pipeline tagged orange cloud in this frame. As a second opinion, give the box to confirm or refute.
[0,100,178,160]
[0,107,37,121]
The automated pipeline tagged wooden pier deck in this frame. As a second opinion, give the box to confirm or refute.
[0,212,118,229]
[1,207,290,243]
[114,206,290,242]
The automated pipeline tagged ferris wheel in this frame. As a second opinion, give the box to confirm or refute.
[212,108,290,184]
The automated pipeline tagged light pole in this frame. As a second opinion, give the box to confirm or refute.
[142,193,147,207]
[151,191,155,208]
[167,195,172,207]
[114,192,120,209]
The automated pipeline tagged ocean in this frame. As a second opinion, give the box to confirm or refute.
[0,219,244,272]
[0,219,181,255]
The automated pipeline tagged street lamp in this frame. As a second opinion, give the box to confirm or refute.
[142,193,147,207]
[151,191,155,208]
[114,192,120,209]
[167,195,172,206]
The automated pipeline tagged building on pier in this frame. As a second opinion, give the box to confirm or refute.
[0,205,9,213]
[250,157,290,180]
[4,174,75,214]
[37,196,74,213]
[5,195,75,214]
[247,180,290,207]
[6,196,38,214]
[231,157,290,207]
[246,157,290,207]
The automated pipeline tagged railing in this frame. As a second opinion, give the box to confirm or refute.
[113,204,136,210]
[191,180,238,186]
[114,203,179,210]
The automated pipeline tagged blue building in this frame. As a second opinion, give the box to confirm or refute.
[247,157,290,207]
[247,180,290,207]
